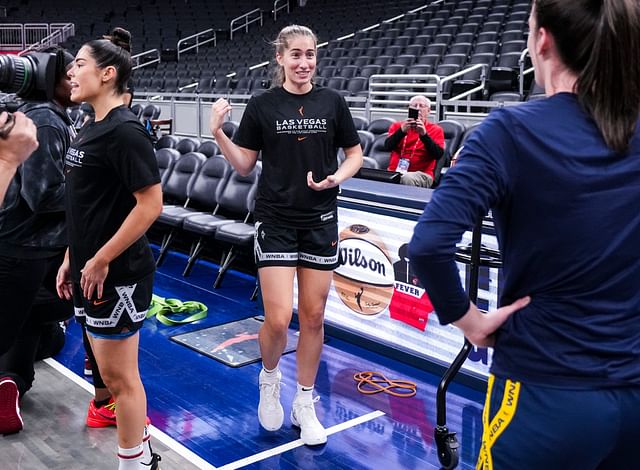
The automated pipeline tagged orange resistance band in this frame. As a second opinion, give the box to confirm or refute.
[353,371,417,398]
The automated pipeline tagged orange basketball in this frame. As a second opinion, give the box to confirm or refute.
[333,224,395,315]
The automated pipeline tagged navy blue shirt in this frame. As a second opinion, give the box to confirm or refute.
[409,93,640,388]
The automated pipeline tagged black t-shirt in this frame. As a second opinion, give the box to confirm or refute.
[64,105,160,284]
[233,85,360,227]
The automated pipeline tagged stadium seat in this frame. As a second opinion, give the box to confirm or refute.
[175,137,201,155]
[197,140,221,158]
[367,133,391,169]
[155,151,207,266]
[155,148,180,188]
[182,163,261,280]
[156,134,179,150]
[367,118,394,136]
[357,130,376,155]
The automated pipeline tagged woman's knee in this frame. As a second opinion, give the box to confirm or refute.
[298,309,325,332]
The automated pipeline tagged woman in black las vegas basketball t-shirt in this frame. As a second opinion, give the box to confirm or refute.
[210,25,363,446]
[56,28,162,468]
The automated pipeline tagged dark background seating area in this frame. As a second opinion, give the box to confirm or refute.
[4,0,533,99]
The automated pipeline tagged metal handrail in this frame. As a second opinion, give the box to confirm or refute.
[132,49,160,70]
[230,8,263,40]
[369,73,441,114]
[21,23,74,53]
[518,48,535,96]
[177,29,216,59]
[273,0,289,21]
[0,24,25,51]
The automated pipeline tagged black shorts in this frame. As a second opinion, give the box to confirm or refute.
[254,221,339,270]
[73,272,154,338]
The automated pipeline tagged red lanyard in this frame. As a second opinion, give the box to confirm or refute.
[400,131,419,161]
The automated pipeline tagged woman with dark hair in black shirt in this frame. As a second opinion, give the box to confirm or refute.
[56,28,162,470]
[211,25,363,446]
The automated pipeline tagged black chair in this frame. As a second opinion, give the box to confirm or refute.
[352,115,369,130]
[338,65,359,79]
[394,55,416,67]
[182,163,261,280]
[361,156,379,169]
[155,134,179,150]
[367,133,391,169]
[433,120,465,186]
[155,152,207,266]
[130,103,144,119]
[367,118,394,136]
[408,64,434,75]
[360,64,383,79]
[213,192,260,299]
[439,120,466,161]
[155,148,180,188]
[346,77,369,96]
[175,137,201,155]
[142,104,161,121]
[327,77,348,91]
[220,121,239,139]
[357,129,376,155]
[384,64,407,75]
[197,140,221,158]
[489,91,523,102]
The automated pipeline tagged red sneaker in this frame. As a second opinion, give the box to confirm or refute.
[0,378,23,435]
[86,397,151,428]
[86,397,116,428]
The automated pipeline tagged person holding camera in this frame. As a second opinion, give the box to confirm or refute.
[0,46,76,435]
[0,111,38,205]
[56,28,162,470]
[383,95,445,188]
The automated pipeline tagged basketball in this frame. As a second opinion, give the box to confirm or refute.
[333,224,395,315]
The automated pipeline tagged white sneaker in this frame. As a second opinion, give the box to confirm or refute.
[258,368,284,431]
[291,394,327,446]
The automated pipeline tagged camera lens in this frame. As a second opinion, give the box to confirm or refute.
[0,54,34,96]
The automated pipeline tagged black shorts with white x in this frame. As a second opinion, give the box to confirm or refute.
[73,272,154,338]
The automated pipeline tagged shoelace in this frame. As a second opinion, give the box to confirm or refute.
[353,371,417,398]
[104,401,116,412]
[294,396,321,424]
[260,380,283,408]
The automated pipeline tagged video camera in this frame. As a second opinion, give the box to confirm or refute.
[0,52,59,114]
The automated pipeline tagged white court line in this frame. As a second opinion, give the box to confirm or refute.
[217,410,386,470]
[45,358,385,470]
[43,358,218,470]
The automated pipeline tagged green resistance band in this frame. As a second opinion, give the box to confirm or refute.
[147,294,208,326]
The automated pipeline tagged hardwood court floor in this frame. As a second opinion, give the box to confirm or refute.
[1,250,485,469]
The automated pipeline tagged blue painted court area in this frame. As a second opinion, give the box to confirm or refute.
[54,249,485,469]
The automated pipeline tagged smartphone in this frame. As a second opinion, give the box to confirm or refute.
[408,107,419,119]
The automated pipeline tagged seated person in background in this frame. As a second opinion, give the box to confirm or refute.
[383,95,445,187]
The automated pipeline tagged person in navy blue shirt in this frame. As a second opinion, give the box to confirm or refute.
[409,1,640,468]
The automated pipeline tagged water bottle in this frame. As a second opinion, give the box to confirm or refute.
[397,158,410,174]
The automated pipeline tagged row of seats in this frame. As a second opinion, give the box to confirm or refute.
[154,151,261,292]
[154,114,473,188]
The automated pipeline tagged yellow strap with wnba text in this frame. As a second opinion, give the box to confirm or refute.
[477,375,521,470]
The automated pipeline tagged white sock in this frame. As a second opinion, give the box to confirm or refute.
[296,383,314,400]
[262,363,279,375]
[117,443,144,470]
[142,426,152,463]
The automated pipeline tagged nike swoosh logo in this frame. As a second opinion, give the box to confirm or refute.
[297,136,307,141]
[331,240,337,247]
[93,299,109,306]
